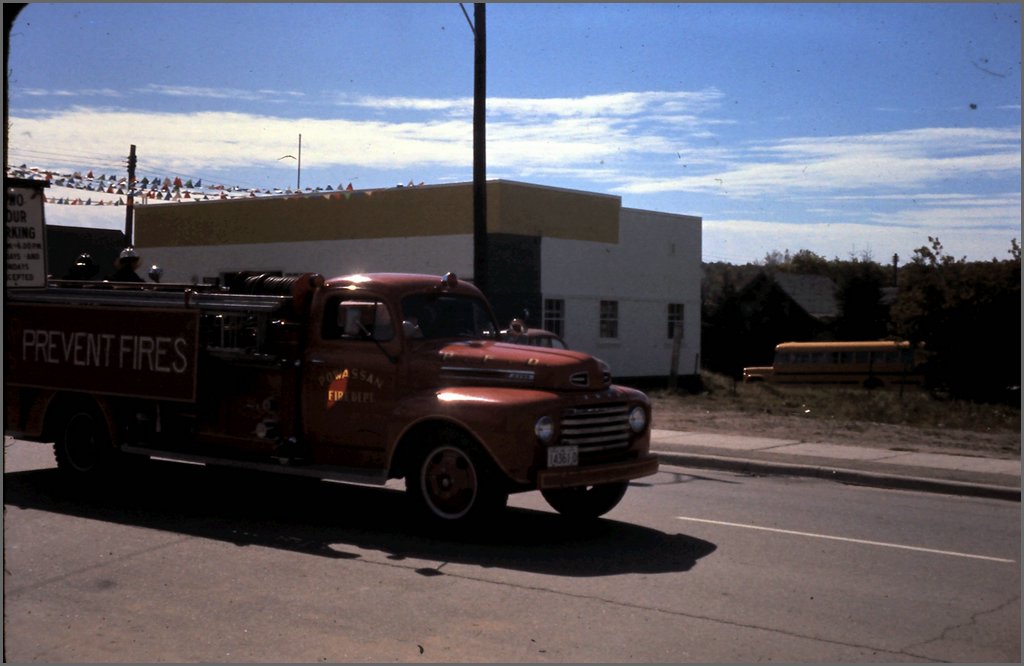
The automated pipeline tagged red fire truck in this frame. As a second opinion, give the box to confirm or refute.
[5,271,657,524]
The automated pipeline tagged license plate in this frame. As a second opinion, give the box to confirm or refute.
[547,445,578,468]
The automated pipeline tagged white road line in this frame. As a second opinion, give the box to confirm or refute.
[676,516,1017,564]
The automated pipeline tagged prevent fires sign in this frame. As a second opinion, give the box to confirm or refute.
[5,303,200,402]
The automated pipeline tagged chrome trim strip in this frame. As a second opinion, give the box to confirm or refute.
[440,366,536,383]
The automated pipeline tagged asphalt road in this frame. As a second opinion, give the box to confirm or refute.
[3,438,1020,663]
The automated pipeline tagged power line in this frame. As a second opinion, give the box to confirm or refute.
[459,3,475,34]
[11,140,356,193]
[9,146,348,195]
[8,147,126,172]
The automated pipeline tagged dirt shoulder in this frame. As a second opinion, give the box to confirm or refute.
[650,394,1021,460]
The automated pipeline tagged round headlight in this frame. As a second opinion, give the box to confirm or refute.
[535,415,555,443]
[628,405,647,433]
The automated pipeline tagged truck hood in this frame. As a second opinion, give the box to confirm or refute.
[419,340,611,391]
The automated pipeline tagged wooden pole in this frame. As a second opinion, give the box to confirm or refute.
[124,144,136,245]
[669,319,683,389]
[472,2,487,298]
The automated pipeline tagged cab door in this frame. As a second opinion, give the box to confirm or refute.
[302,295,401,470]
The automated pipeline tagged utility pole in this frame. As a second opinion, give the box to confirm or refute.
[472,2,487,298]
[124,144,137,245]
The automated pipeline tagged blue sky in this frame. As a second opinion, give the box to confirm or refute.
[6,2,1021,264]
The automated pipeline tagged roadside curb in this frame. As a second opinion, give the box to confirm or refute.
[653,451,1022,503]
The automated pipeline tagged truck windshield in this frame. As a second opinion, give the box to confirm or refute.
[400,293,498,341]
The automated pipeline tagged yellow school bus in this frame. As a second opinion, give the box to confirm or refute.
[743,341,922,388]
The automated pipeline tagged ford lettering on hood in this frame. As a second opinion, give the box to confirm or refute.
[431,340,611,391]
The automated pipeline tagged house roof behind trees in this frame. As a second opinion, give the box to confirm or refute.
[737,272,839,321]
[772,273,839,320]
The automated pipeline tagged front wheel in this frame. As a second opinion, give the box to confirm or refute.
[541,481,629,519]
[406,436,507,525]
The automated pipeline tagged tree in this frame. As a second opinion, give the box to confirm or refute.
[890,237,1020,402]
[701,267,748,378]
[788,249,831,276]
[832,259,890,340]
[757,248,830,275]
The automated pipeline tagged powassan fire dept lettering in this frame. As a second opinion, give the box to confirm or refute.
[327,369,349,408]
[21,328,191,374]
[326,367,383,407]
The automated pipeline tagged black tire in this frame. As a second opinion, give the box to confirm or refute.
[53,403,115,479]
[541,481,629,519]
[405,434,507,525]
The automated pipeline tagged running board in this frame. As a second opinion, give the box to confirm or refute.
[121,445,389,486]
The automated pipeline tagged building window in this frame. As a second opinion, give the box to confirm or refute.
[543,298,564,337]
[599,300,618,339]
[667,303,684,340]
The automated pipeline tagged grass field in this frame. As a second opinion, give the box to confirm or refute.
[650,372,1021,435]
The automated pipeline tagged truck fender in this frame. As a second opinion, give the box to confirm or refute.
[43,392,122,450]
[5,388,57,439]
[389,417,498,480]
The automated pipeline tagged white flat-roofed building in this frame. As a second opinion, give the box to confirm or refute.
[134,180,701,381]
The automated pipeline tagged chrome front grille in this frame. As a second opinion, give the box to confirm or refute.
[560,403,630,453]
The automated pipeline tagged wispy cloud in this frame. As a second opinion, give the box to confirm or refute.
[862,194,1022,232]
[9,107,471,173]
[7,88,1020,255]
[137,84,308,103]
[22,87,123,98]
[616,127,1022,197]
[17,84,309,105]
[491,90,726,118]
[7,89,728,175]
[21,88,1016,198]
[331,89,726,119]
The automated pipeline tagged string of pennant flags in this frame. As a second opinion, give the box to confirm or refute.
[6,164,428,206]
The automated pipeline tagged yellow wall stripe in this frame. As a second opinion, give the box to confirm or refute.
[135,180,621,248]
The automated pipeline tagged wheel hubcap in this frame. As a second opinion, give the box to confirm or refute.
[422,447,477,518]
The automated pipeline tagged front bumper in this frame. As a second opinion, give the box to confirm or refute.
[535,453,659,490]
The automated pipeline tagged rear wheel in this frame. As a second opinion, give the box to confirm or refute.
[406,435,507,525]
[541,481,629,519]
[53,403,115,479]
